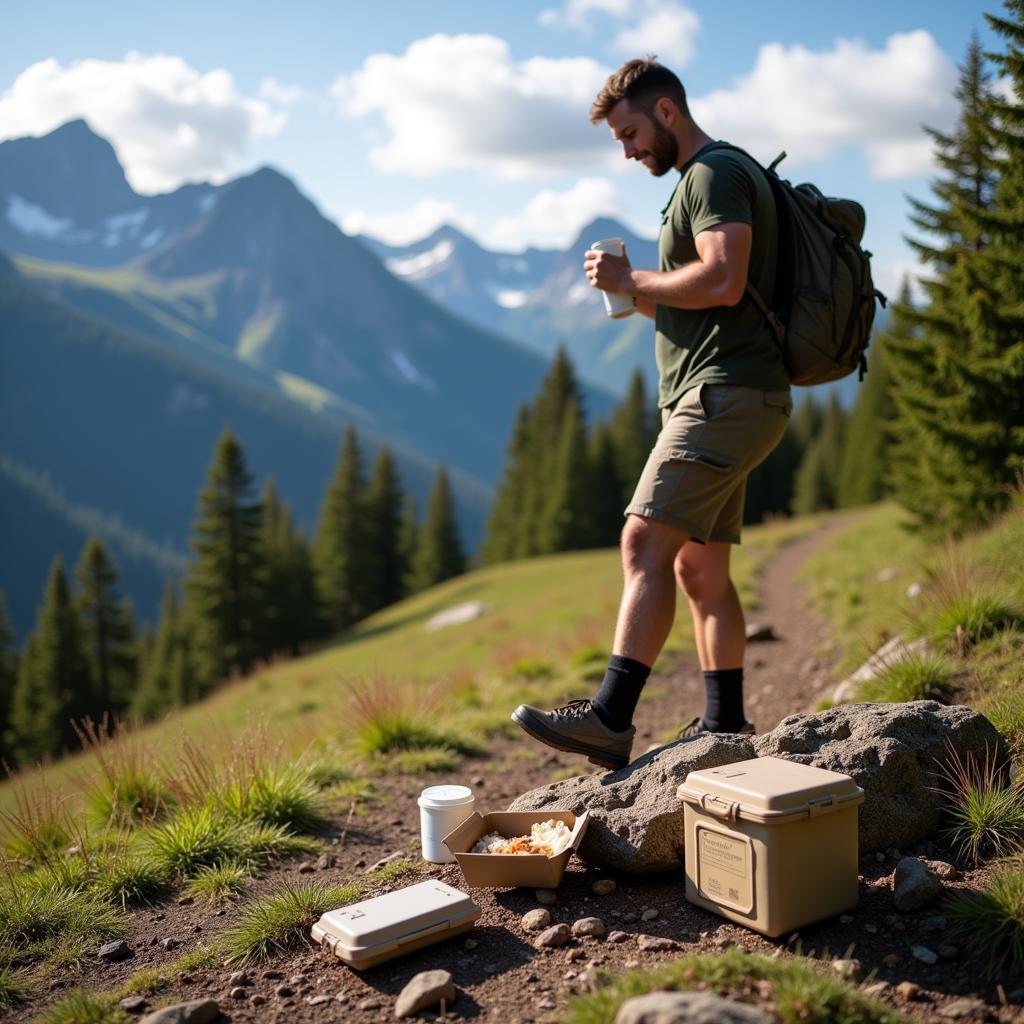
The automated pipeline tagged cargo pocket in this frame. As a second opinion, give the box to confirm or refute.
[668,449,736,474]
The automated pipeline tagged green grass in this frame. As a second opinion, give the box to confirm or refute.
[218,761,328,833]
[982,683,1024,760]
[221,879,361,965]
[182,861,251,903]
[563,946,904,1024]
[0,964,28,1006]
[143,804,249,877]
[363,859,421,887]
[948,856,1024,978]
[30,990,129,1024]
[373,745,463,775]
[88,853,171,909]
[857,653,956,703]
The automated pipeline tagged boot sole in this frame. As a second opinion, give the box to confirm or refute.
[510,707,629,771]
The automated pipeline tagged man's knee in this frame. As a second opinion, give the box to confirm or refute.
[675,548,731,605]
[620,515,686,576]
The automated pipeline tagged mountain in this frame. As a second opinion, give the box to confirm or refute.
[358,217,661,395]
[0,118,219,267]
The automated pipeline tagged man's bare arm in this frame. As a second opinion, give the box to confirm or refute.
[585,222,752,312]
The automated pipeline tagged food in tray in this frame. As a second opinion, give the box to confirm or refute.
[471,818,573,857]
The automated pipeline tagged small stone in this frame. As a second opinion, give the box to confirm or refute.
[297,861,316,873]
[938,998,989,1019]
[263,970,285,980]
[137,1001,220,1024]
[566,947,587,963]
[161,938,178,951]
[911,945,938,965]
[230,987,246,1000]
[577,967,605,993]
[472,776,485,787]
[746,622,777,642]
[358,998,381,1010]
[839,914,854,924]
[607,930,628,943]
[571,916,606,938]
[894,857,943,912]
[119,996,148,1012]
[289,974,308,985]
[537,998,556,1011]
[883,954,902,967]
[876,852,887,864]
[926,860,961,881]
[863,982,888,997]
[99,940,132,962]
[250,994,267,1006]
[712,934,734,949]
[315,853,336,870]
[865,923,878,934]
[275,985,294,997]
[832,959,864,982]
[622,912,637,923]
[896,981,920,1000]
[641,909,659,922]
[536,924,571,948]
[227,971,249,987]
[535,889,557,906]
[637,934,676,952]
[522,908,551,932]
[591,878,616,896]
[305,994,332,1006]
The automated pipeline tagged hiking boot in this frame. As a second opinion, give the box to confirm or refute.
[511,698,634,771]
[679,716,756,739]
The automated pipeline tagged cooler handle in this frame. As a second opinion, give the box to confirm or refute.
[698,793,741,822]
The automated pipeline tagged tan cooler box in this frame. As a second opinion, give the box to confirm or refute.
[311,880,480,969]
[677,757,864,937]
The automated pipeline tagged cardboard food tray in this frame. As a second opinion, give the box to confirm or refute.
[442,810,589,888]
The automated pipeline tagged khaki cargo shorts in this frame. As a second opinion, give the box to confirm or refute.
[625,383,792,544]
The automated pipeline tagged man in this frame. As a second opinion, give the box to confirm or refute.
[512,57,792,771]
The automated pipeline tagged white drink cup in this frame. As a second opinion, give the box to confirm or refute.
[590,237,635,319]
[418,784,475,863]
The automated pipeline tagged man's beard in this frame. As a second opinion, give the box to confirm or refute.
[646,119,679,176]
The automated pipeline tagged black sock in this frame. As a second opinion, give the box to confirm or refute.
[592,655,651,732]
[701,668,745,732]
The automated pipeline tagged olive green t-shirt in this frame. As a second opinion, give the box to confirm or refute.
[655,142,790,409]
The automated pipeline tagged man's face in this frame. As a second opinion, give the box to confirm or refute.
[607,99,679,177]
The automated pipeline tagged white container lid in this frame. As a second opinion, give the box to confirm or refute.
[418,785,473,809]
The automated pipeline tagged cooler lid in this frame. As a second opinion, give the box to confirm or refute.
[311,880,479,951]
[678,756,863,821]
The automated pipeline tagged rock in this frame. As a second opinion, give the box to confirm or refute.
[535,889,558,906]
[832,959,864,982]
[263,970,284,980]
[832,636,932,704]
[566,947,587,963]
[305,994,333,1006]
[424,600,489,632]
[883,953,902,967]
[906,582,924,599]
[275,985,294,997]
[537,998,557,1011]
[911,945,938,965]
[522,909,551,932]
[641,908,659,922]
[161,937,178,951]
[572,917,606,938]
[592,878,617,896]
[250,994,267,1006]
[227,971,249,987]
[509,733,756,872]
[99,940,132,962]
[607,930,628,943]
[369,851,405,872]
[753,702,1003,853]
[746,623,777,642]
[536,924,572,948]
[863,982,888,997]
[315,853,336,870]
[138,1001,220,1024]
[896,981,920,1000]
[613,990,775,1023]
[637,934,677,952]
[297,861,316,873]
[358,998,381,1010]
[229,987,246,999]
[894,857,943,912]
[938,998,990,1019]
[926,860,961,881]
[119,996,148,1012]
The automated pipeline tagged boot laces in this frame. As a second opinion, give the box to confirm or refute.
[553,698,592,719]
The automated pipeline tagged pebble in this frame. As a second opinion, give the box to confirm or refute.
[99,940,132,962]
[229,987,246,1000]
[571,917,606,938]
[865,923,878,934]
[227,971,249,987]
[537,998,556,1011]
[161,938,178,951]
[926,860,961,881]
[863,982,888,997]
[535,889,558,906]
[472,776,485,787]
[607,931,628,943]
[522,909,551,932]
[263,970,285,980]
[641,909,659,922]
[938,998,989,1019]
[289,974,307,984]
[637,935,676,952]
[883,954,902,967]
[315,853,336,870]
[274,985,294,998]
[305,995,333,1006]
[712,935,734,949]
[358,998,381,1010]
[591,878,616,896]
[894,857,943,912]
[622,912,637,922]
[250,995,267,1006]
[297,861,316,873]
[577,967,604,993]
[536,924,571,948]
[832,959,864,982]
[118,996,148,1012]
[911,945,938,965]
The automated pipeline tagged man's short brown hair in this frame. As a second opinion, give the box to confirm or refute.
[589,57,689,125]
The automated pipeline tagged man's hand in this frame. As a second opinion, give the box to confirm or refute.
[584,247,633,294]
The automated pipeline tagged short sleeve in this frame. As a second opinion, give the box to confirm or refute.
[682,153,755,237]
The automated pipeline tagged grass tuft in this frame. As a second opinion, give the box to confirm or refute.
[363,859,421,887]
[933,746,1024,863]
[0,964,28,1006]
[505,657,557,681]
[221,879,360,965]
[182,861,250,904]
[31,989,129,1024]
[374,746,462,775]
[220,760,327,834]
[89,853,171,909]
[948,856,1024,978]
[1,778,75,867]
[857,653,956,703]
[144,804,247,878]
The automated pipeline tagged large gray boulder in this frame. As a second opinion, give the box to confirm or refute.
[508,734,755,873]
[753,701,1003,853]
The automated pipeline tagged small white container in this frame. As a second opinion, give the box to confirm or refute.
[590,237,635,319]
[418,785,475,864]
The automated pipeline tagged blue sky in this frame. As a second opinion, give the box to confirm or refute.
[4,1,1004,297]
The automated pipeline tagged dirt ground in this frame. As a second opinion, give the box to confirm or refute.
[15,522,1024,1024]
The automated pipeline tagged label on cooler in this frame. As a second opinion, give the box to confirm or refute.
[696,825,754,914]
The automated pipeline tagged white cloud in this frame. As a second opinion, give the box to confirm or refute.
[259,77,307,106]
[613,5,700,67]
[0,54,287,194]
[540,0,635,28]
[332,34,611,179]
[690,31,957,180]
[875,259,929,305]
[340,198,478,246]
[487,177,622,250]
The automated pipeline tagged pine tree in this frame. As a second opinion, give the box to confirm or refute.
[259,479,320,655]
[0,591,17,750]
[744,425,803,522]
[482,404,533,564]
[537,399,596,553]
[313,425,373,633]
[365,448,407,612]
[887,30,1022,531]
[397,493,420,596]
[131,581,192,721]
[5,558,92,763]
[607,369,657,506]
[410,466,465,591]
[793,394,847,514]
[182,429,265,692]
[73,536,137,716]
[588,422,627,546]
